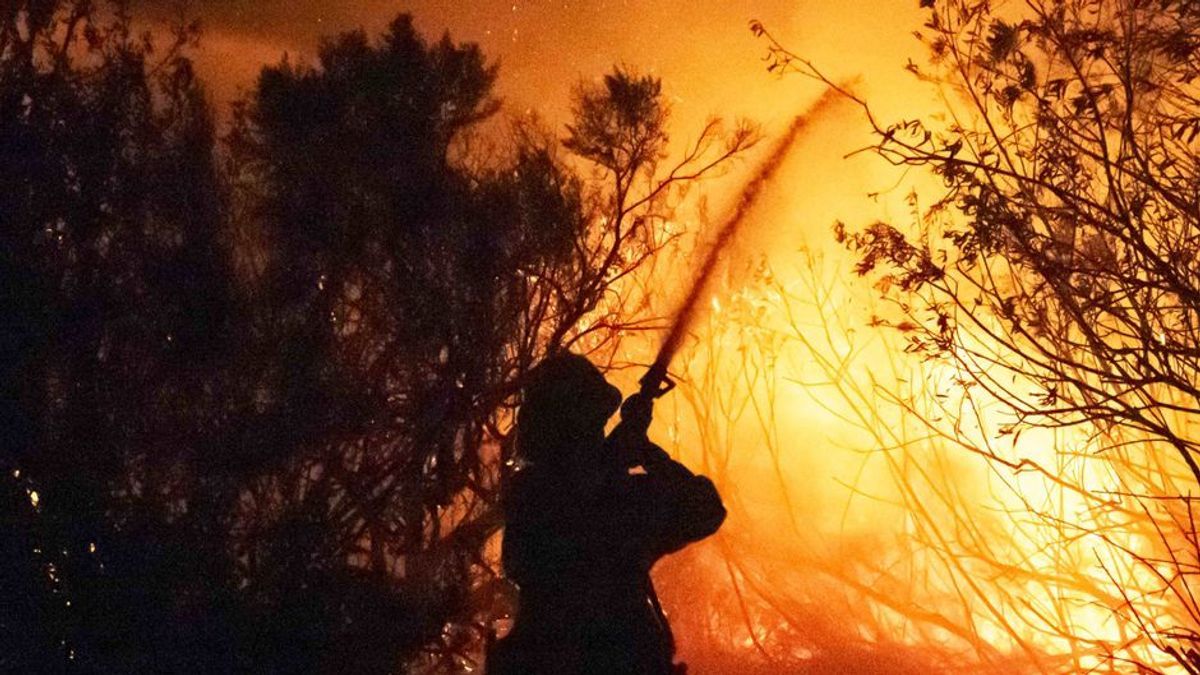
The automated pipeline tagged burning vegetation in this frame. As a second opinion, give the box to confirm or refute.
[644,1,1200,673]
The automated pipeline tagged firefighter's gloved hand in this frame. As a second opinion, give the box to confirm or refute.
[640,442,672,468]
[619,392,654,436]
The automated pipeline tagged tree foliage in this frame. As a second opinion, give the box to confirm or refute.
[0,2,235,670]
[757,0,1200,669]
[1,4,754,671]
[859,0,1200,476]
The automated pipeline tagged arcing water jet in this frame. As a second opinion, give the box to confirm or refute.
[634,87,846,399]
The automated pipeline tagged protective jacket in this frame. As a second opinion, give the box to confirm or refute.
[488,439,725,675]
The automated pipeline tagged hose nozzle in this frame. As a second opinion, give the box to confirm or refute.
[638,362,675,399]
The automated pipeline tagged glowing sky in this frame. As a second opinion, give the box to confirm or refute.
[170,0,940,288]
[179,1,923,134]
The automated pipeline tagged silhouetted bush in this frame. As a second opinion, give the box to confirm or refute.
[2,4,753,672]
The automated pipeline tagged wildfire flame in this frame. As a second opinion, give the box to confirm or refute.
[581,94,1193,675]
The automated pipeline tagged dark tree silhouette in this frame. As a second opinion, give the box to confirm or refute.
[224,18,755,671]
[0,1,238,670]
[2,4,755,672]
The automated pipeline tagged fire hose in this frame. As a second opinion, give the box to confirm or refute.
[601,92,839,674]
[612,88,839,438]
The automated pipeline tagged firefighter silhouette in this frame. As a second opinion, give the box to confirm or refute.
[488,353,726,674]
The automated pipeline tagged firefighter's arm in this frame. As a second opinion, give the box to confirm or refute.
[643,444,725,551]
[606,391,726,558]
[603,443,725,562]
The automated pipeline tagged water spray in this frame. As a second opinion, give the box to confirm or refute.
[604,91,844,672]
[629,88,844,405]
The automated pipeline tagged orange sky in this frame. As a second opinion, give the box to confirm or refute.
[181,1,924,134]
[178,0,939,275]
